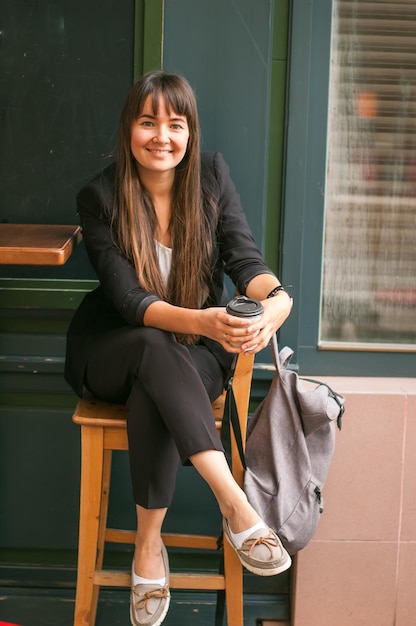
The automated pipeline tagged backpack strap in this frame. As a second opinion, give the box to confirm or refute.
[221,373,247,471]
[271,333,293,371]
[214,554,226,626]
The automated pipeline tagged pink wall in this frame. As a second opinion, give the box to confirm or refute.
[291,376,416,626]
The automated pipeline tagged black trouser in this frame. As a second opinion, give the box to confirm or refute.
[84,326,225,508]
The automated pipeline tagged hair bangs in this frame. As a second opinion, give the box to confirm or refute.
[148,76,195,122]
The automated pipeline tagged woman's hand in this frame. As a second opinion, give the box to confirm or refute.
[198,307,261,353]
[247,292,292,353]
[237,275,293,354]
[198,290,291,355]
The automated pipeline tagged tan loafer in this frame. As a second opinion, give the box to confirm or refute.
[223,518,292,576]
[130,544,171,626]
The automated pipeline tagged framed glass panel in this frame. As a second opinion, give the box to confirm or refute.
[321,0,416,350]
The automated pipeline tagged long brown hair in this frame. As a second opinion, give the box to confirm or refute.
[115,71,215,343]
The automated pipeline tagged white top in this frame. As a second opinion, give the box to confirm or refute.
[154,240,172,287]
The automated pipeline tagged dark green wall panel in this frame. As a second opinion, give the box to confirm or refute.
[0,407,80,549]
[163,0,274,251]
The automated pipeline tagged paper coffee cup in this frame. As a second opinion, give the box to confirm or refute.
[226,295,263,321]
[226,296,263,346]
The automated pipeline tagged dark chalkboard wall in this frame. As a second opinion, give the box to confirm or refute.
[0,0,136,278]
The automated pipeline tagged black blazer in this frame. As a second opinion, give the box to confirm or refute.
[65,151,275,397]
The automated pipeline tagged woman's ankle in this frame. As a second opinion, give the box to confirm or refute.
[222,497,261,534]
[134,539,165,579]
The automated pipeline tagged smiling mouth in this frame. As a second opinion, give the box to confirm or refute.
[147,148,173,154]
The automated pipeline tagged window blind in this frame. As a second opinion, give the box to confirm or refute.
[321,0,416,348]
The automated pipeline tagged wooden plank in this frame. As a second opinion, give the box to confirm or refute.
[104,528,219,551]
[94,569,225,590]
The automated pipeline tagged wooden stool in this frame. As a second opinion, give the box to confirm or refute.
[72,353,254,626]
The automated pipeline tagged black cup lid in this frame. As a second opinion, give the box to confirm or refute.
[226,295,264,318]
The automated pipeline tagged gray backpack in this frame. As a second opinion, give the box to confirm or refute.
[224,334,345,555]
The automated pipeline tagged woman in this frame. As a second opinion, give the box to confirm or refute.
[65,71,293,626]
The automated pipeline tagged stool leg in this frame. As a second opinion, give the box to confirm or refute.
[89,448,113,626]
[223,354,252,625]
[96,448,113,570]
[74,425,105,626]
[223,539,244,626]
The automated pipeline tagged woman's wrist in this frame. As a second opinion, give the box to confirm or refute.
[266,284,291,299]
[266,285,293,311]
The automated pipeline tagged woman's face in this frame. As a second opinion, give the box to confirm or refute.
[131,94,189,177]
